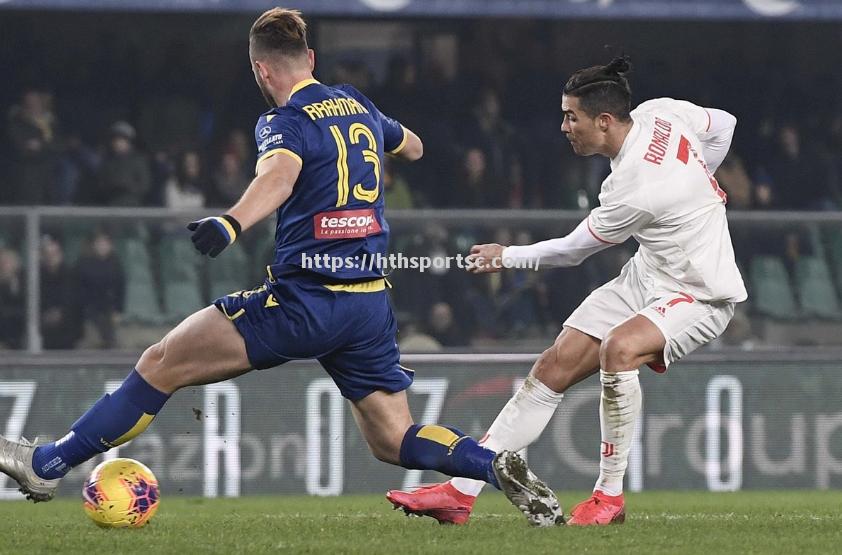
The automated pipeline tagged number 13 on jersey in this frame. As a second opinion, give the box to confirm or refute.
[330,123,380,207]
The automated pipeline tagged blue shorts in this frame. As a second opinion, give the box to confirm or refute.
[213,270,412,401]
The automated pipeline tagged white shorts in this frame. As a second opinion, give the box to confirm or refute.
[563,260,735,370]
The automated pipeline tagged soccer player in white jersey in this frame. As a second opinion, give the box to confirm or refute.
[387,56,747,526]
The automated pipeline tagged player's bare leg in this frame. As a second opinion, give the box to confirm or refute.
[387,327,600,523]
[0,306,252,501]
[568,314,664,526]
[601,315,665,373]
[531,326,603,392]
[354,389,562,526]
[376,387,479,524]
[136,306,252,394]
[350,390,414,464]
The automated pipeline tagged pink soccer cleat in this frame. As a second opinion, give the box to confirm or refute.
[386,482,476,525]
[567,490,626,526]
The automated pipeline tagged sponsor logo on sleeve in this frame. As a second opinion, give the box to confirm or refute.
[314,208,382,239]
[258,134,284,152]
[258,125,272,139]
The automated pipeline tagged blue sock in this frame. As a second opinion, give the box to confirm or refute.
[32,369,169,480]
[399,424,500,489]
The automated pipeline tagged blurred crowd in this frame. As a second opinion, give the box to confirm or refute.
[3,47,841,212]
[0,231,124,350]
[3,81,841,213]
[1,16,841,350]
[2,89,253,209]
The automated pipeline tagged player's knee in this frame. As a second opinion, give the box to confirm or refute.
[532,343,572,393]
[137,336,186,393]
[600,331,637,372]
[532,345,558,380]
[137,340,167,377]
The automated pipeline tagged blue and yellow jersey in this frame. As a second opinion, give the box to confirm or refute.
[254,78,408,281]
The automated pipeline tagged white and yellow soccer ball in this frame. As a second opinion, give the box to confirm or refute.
[82,458,160,528]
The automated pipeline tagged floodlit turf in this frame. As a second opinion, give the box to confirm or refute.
[2,491,841,554]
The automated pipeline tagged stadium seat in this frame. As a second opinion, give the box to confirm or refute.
[58,220,98,265]
[749,256,798,319]
[824,228,842,293]
[731,261,752,318]
[117,238,164,324]
[208,244,250,300]
[794,256,842,319]
[158,236,204,321]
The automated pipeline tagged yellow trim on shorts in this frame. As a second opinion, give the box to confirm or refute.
[256,148,303,171]
[324,278,387,293]
[399,363,415,374]
[220,304,245,321]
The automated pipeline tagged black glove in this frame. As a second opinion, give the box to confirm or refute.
[187,215,241,258]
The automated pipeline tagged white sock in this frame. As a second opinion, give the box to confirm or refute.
[450,375,563,497]
[594,369,641,497]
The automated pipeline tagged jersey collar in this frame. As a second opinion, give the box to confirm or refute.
[611,119,640,171]
[289,78,320,100]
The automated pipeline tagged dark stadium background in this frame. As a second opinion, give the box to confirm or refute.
[1,0,841,502]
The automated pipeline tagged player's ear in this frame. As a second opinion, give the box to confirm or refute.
[255,60,272,80]
[597,113,612,131]
[307,49,315,71]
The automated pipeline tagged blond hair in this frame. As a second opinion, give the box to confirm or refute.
[249,8,308,60]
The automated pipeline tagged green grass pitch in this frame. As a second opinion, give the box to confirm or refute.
[2,491,841,554]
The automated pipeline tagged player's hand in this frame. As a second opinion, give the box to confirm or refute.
[466,243,506,274]
[187,215,241,258]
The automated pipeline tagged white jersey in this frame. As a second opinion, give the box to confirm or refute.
[587,98,748,302]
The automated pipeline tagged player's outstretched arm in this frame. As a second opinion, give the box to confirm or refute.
[229,152,300,230]
[187,152,300,257]
[466,218,612,274]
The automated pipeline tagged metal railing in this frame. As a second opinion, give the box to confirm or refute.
[2,205,842,354]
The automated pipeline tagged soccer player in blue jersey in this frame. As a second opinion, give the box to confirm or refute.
[0,8,560,526]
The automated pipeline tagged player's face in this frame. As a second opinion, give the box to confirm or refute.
[561,95,601,156]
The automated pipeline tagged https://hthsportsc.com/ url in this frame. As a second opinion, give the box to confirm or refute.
[300,252,540,273]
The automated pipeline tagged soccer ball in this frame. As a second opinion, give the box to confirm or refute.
[82,458,160,528]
